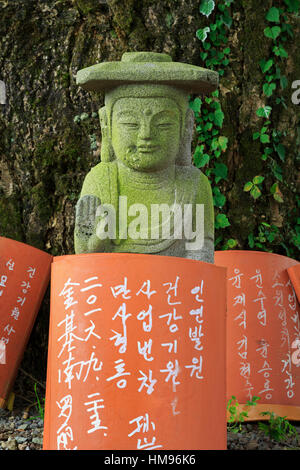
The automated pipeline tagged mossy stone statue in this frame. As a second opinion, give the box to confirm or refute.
[75,52,218,263]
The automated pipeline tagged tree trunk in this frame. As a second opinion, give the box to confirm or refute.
[0,0,299,402]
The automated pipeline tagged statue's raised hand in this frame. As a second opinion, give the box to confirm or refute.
[75,194,100,240]
[75,195,112,252]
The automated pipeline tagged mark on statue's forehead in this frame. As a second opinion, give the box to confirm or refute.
[144,108,152,116]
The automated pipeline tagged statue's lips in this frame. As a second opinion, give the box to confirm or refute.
[137,146,160,153]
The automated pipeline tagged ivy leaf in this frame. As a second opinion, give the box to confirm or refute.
[274,143,286,161]
[226,239,237,249]
[273,45,288,58]
[264,147,273,155]
[213,162,228,182]
[244,181,253,192]
[218,135,228,151]
[196,27,210,42]
[199,0,215,17]
[189,97,202,113]
[204,122,213,131]
[214,109,225,127]
[265,74,275,83]
[250,185,262,199]
[194,151,210,167]
[253,175,265,185]
[262,146,273,160]
[213,187,226,207]
[284,0,300,13]
[263,82,276,97]
[274,192,284,203]
[260,133,270,143]
[256,106,272,118]
[211,138,219,151]
[215,213,230,229]
[248,232,255,248]
[260,59,273,73]
[266,7,280,23]
[272,162,283,181]
[221,10,232,28]
[270,182,278,194]
[280,74,288,90]
[264,26,281,40]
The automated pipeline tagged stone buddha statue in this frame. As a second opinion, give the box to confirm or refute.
[74,52,218,263]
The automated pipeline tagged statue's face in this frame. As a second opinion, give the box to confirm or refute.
[111,97,181,171]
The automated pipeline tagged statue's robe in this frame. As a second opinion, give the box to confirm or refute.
[75,161,214,263]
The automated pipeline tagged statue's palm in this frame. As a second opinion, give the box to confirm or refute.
[75,194,100,239]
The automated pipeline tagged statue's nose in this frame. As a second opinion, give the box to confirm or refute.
[138,120,152,140]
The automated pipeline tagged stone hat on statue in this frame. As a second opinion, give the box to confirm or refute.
[76,51,219,94]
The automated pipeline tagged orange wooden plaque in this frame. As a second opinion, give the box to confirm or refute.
[288,263,300,305]
[0,237,52,407]
[215,250,300,421]
[43,253,227,450]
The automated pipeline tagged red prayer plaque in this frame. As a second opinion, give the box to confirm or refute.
[288,263,300,305]
[215,250,300,421]
[0,237,52,407]
[43,253,227,450]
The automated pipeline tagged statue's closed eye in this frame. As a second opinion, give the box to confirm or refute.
[120,122,139,129]
[156,122,173,129]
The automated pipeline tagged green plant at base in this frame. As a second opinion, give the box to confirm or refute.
[227,395,260,433]
[28,383,45,421]
[258,411,299,443]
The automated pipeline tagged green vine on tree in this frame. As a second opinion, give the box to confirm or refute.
[244,0,300,257]
[193,0,299,256]
[192,0,234,250]
[246,3,293,202]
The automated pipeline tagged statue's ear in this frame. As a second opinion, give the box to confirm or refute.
[99,106,115,162]
[176,107,195,166]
